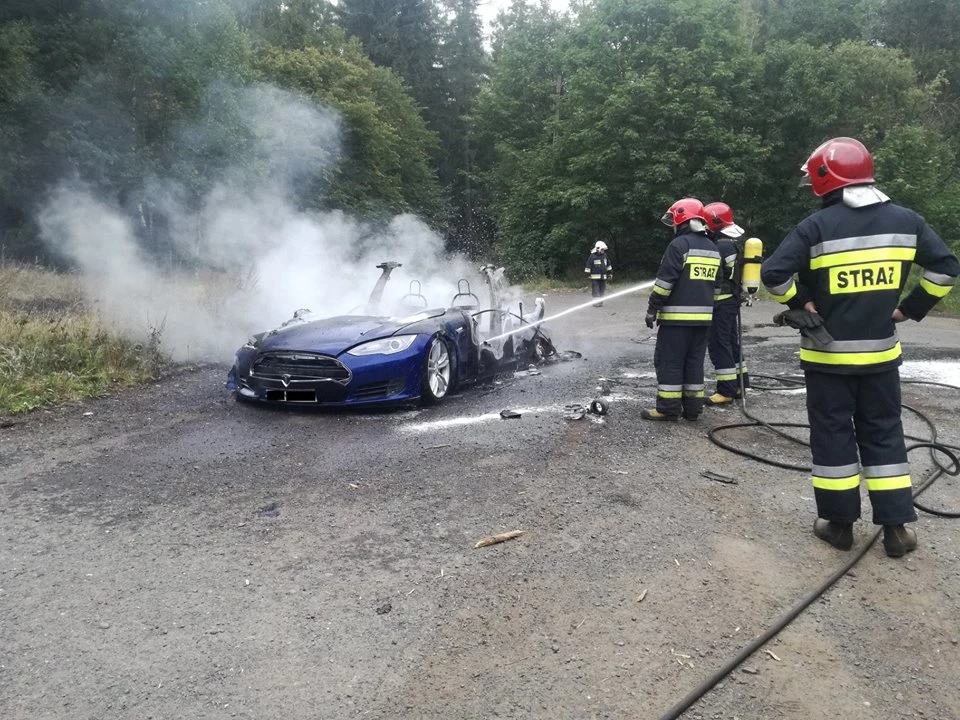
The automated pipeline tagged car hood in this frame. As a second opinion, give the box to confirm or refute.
[258,311,444,355]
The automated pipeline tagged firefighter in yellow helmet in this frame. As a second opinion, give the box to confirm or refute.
[761,137,959,557]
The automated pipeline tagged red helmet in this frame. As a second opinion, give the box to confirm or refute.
[661,197,706,227]
[703,201,744,238]
[801,137,875,197]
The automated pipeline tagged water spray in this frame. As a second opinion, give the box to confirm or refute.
[484,280,657,344]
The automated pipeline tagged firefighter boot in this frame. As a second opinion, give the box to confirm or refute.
[882,525,917,558]
[705,393,735,406]
[641,408,678,422]
[813,519,854,551]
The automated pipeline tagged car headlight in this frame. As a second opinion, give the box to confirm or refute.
[242,336,259,350]
[346,334,418,356]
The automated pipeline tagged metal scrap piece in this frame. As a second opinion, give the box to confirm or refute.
[563,403,587,420]
[700,471,739,485]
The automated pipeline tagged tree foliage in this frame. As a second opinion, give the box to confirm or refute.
[476,0,960,277]
[1,0,958,272]
[255,38,444,217]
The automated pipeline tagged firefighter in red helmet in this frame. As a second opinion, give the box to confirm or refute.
[703,201,749,405]
[642,198,721,421]
[761,137,959,557]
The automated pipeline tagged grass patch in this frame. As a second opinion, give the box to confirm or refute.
[934,288,960,316]
[0,264,166,415]
[522,276,589,293]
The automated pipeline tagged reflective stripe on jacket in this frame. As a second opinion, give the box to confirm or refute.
[647,231,721,326]
[714,236,739,302]
[760,190,959,373]
[584,252,612,279]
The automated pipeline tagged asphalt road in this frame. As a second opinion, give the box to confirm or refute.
[2,291,960,720]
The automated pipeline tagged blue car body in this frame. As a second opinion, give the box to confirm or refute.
[226,263,552,407]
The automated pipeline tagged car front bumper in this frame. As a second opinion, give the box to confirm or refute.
[226,338,432,407]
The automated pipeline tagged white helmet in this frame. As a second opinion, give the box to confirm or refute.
[593,241,608,252]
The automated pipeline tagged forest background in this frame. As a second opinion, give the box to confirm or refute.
[3,0,960,278]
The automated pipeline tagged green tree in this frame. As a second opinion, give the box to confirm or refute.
[480,0,769,276]
[474,2,570,275]
[749,40,942,245]
[741,0,870,50]
[438,0,491,253]
[233,0,340,50]
[338,0,455,222]
[255,39,446,219]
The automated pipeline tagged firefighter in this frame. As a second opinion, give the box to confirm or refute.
[761,137,959,557]
[703,202,750,405]
[642,198,721,421]
[584,241,613,307]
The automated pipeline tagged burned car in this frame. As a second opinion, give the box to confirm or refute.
[226,261,555,407]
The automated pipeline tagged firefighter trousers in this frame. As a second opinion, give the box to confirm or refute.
[591,279,606,298]
[805,369,916,525]
[708,297,749,397]
[654,324,708,417]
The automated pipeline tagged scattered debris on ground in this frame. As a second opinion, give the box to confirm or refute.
[474,530,524,548]
[256,502,281,518]
[700,470,739,485]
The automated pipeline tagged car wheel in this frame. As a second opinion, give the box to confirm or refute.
[421,336,453,405]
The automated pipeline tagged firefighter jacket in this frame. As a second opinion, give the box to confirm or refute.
[585,252,612,280]
[761,189,959,374]
[714,236,740,302]
[647,230,721,326]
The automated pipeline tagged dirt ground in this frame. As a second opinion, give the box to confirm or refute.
[2,291,959,720]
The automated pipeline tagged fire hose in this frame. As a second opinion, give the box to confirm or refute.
[657,305,960,720]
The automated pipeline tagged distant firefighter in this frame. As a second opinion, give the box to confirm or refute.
[584,241,612,307]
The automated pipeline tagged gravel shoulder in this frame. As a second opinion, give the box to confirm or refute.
[2,292,959,720]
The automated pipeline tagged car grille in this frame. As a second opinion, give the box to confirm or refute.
[252,352,351,384]
[352,380,406,400]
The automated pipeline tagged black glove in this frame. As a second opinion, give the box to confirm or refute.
[645,312,656,329]
[773,309,834,346]
[773,308,822,330]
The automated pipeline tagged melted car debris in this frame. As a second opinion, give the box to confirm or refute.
[589,399,610,416]
[563,404,587,420]
[500,408,522,419]
[700,470,739,485]
[563,399,610,421]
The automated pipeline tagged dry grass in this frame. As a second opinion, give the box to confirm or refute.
[0,263,165,415]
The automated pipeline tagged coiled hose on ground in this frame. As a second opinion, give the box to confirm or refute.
[657,314,960,720]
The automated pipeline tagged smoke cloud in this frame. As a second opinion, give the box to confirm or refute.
[37,84,483,362]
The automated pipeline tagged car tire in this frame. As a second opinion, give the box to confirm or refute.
[421,335,453,405]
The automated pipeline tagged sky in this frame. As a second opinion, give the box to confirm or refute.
[477,0,571,32]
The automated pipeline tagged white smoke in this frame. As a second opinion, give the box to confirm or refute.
[37,85,482,362]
